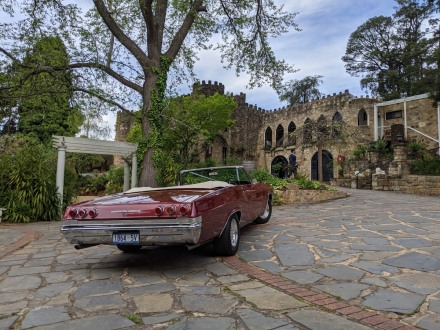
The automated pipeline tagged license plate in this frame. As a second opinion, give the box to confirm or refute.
[112,231,140,244]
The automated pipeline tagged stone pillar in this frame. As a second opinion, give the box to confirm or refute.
[393,144,410,176]
[369,150,379,163]
[56,146,66,218]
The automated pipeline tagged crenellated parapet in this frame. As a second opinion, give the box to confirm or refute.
[192,80,225,96]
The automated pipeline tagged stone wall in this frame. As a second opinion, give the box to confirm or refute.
[372,174,440,196]
[260,92,378,179]
[277,184,348,204]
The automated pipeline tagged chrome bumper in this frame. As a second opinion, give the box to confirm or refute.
[61,216,202,246]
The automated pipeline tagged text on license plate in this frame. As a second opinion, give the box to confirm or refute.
[112,232,140,244]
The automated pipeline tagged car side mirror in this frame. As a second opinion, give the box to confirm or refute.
[252,179,258,184]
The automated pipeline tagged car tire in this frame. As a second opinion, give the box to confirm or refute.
[254,198,272,224]
[116,245,142,253]
[213,215,240,256]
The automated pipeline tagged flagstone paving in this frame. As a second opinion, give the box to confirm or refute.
[0,187,438,329]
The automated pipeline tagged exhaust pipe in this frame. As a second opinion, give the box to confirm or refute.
[74,244,98,250]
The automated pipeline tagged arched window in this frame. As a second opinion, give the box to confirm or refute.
[358,109,368,126]
[276,124,284,147]
[303,118,312,145]
[332,112,343,136]
[288,121,296,146]
[265,127,272,149]
[317,115,328,137]
[332,112,343,122]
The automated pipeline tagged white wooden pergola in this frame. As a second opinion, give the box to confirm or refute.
[52,136,138,209]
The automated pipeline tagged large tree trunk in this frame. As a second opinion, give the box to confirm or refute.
[138,73,159,188]
[317,144,323,182]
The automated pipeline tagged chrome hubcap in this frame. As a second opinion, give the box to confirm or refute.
[230,219,238,247]
[261,200,270,218]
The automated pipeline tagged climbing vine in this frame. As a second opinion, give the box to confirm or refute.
[137,56,171,186]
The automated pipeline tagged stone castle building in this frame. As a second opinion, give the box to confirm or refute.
[115,81,440,181]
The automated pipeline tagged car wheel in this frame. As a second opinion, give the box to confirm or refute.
[254,198,272,224]
[213,215,240,256]
[116,245,142,253]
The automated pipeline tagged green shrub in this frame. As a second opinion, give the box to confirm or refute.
[410,158,440,175]
[105,166,125,194]
[224,157,242,166]
[155,153,183,187]
[408,141,425,152]
[1,141,60,222]
[63,167,80,209]
[353,145,368,160]
[251,169,331,192]
[374,139,387,152]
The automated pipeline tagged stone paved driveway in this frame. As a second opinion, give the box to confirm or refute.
[238,188,440,329]
[0,187,439,330]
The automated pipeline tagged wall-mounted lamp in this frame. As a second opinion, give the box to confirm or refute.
[397,133,403,142]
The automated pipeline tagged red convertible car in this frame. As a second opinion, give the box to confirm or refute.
[61,166,273,256]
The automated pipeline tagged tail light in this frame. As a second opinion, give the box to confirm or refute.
[179,205,190,215]
[155,206,164,216]
[79,208,88,218]
[69,208,78,219]
[166,205,176,216]
[89,208,98,218]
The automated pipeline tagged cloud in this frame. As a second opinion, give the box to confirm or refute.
[182,0,399,111]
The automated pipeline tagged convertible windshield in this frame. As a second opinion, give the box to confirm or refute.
[180,167,251,186]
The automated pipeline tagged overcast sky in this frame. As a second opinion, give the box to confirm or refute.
[1,0,402,138]
[188,0,398,111]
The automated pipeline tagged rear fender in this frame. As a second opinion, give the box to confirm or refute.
[218,209,241,237]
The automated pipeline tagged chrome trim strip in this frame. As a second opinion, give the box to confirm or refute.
[110,210,141,213]
[61,223,202,231]
[62,216,201,227]
[61,216,202,246]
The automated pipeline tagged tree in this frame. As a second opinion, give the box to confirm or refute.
[292,118,367,182]
[0,36,83,142]
[0,65,19,135]
[0,0,300,187]
[278,75,324,105]
[78,97,112,140]
[162,92,236,166]
[342,0,438,100]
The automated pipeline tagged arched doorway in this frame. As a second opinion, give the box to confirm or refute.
[271,156,288,178]
[311,150,334,182]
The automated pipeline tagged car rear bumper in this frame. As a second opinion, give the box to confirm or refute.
[61,216,202,246]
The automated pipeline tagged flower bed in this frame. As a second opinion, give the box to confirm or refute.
[250,170,346,205]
